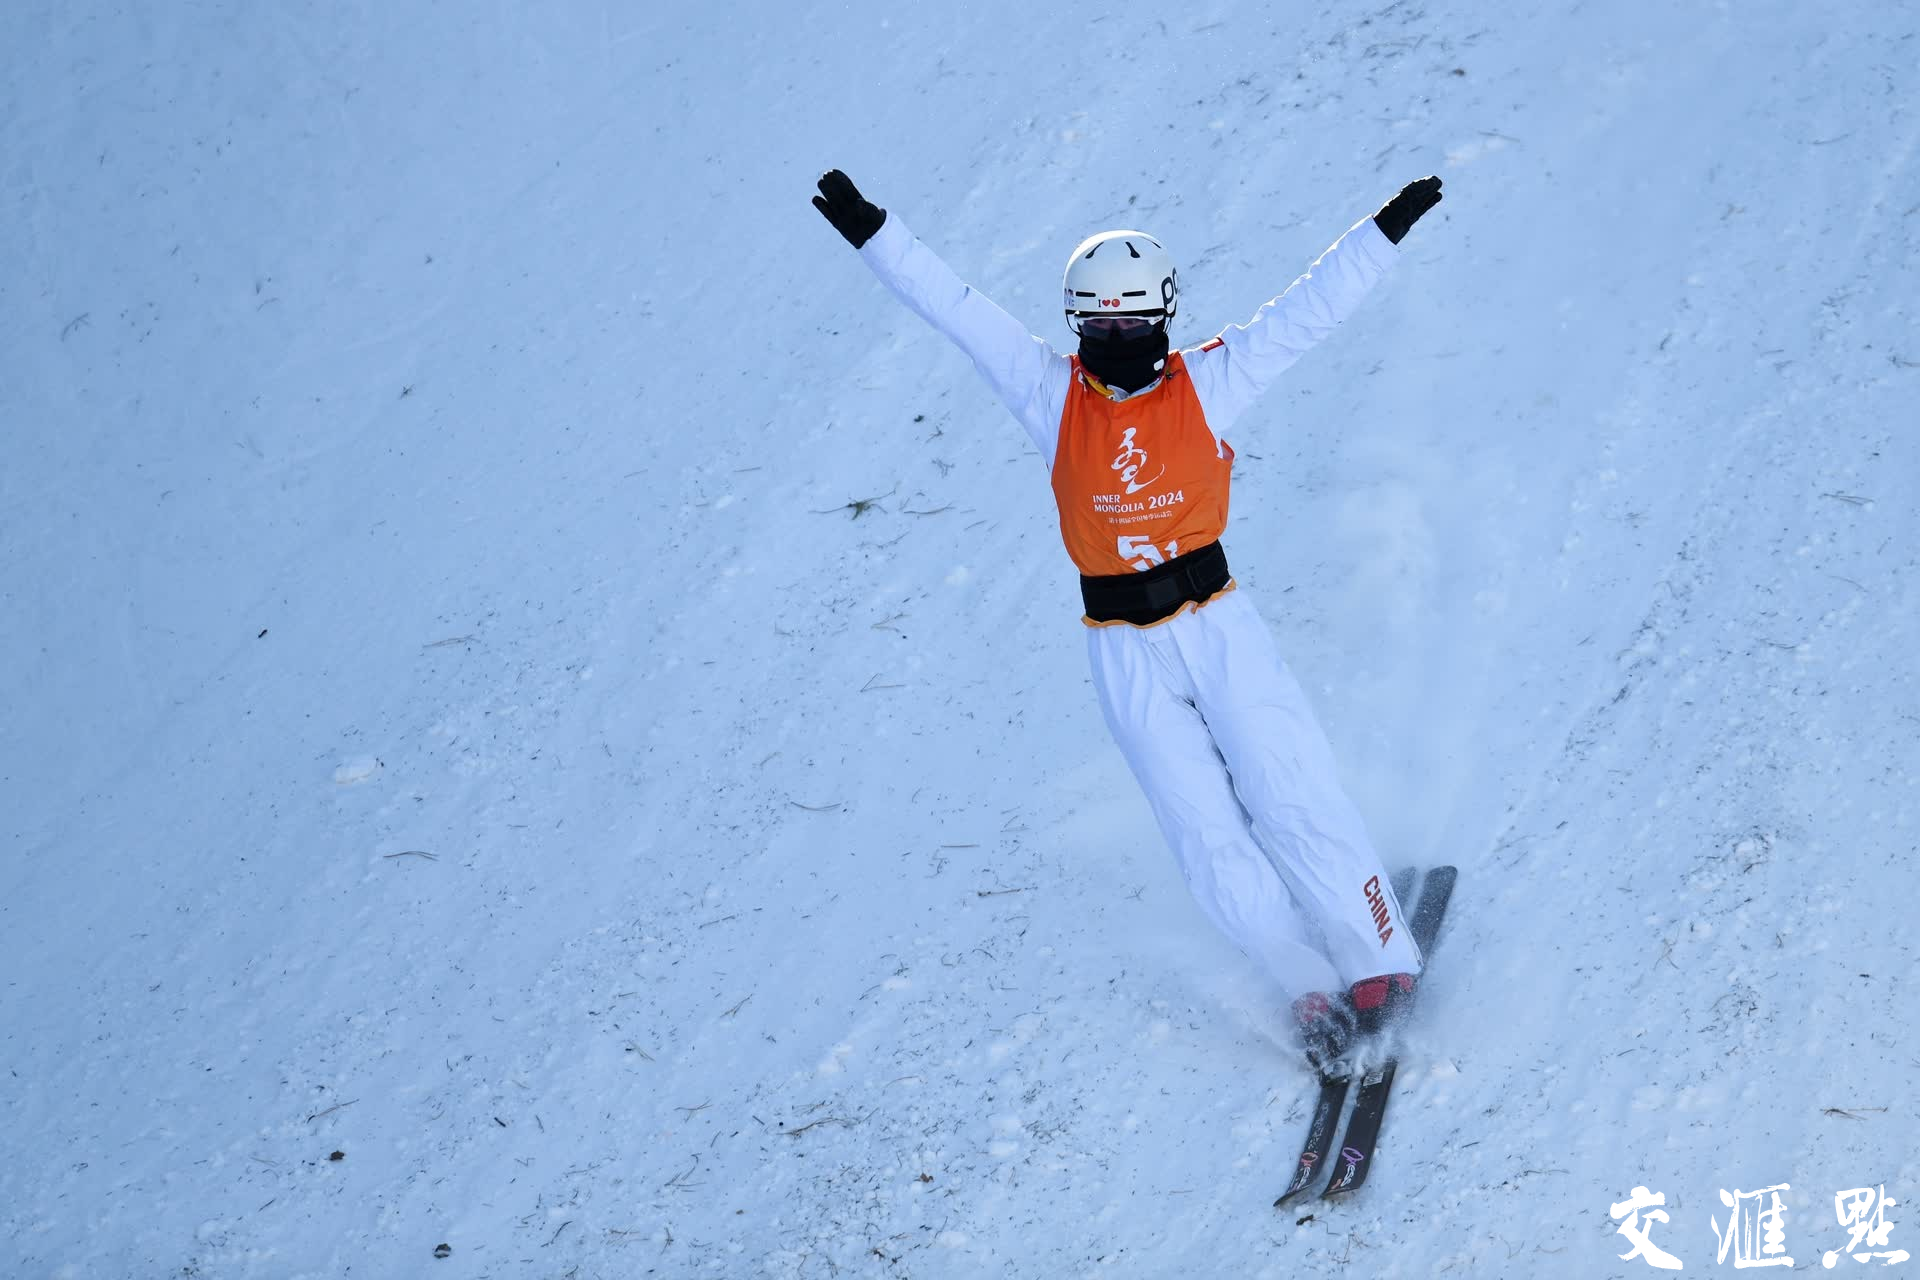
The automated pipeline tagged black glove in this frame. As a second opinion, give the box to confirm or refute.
[1374,175,1443,245]
[813,169,887,249]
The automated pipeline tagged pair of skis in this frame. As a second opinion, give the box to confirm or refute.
[1274,864,1458,1207]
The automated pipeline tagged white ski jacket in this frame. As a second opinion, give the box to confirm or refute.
[856,212,1400,465]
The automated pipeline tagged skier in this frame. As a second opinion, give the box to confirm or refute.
[811,167,1444,1070]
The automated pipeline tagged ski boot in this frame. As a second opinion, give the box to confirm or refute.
[1348,972,1417,1039]
[1290,990,1358,1074]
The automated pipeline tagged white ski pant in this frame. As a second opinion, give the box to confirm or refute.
[1087,588,1423,1002]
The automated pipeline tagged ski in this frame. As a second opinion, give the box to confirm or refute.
[1273,866,1418,1209]
[1273,1072,1349,1205]
[1320,864,1457,1199]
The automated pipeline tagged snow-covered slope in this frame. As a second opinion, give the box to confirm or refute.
[4,2,1916,1276]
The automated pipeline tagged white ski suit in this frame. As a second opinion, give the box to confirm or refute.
[857,211,1423,1001]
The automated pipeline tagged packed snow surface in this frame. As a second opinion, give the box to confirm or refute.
[3,2,1916,1276]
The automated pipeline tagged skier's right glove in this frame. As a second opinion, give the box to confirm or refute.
[1373,175,1443,245]
[813,169,887,249]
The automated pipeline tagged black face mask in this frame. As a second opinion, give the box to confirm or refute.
[1078,324,1170,394]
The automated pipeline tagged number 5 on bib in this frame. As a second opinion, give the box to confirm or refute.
[1117,534,1177,571]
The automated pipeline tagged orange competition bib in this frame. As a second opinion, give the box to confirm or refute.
[1049,349,1234,577]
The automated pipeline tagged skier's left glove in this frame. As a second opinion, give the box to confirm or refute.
[1374,175,1443,245]
[813,169,887,249]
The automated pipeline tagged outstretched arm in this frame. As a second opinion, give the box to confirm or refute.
[1186,176,1443,434]
[814,170,1070,465]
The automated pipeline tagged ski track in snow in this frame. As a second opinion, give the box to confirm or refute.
[2,1,1916,1277]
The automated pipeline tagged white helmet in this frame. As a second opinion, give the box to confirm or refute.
[1062,230,1178,334]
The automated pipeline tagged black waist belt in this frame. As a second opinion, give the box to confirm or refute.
[1079,540,1231,625]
